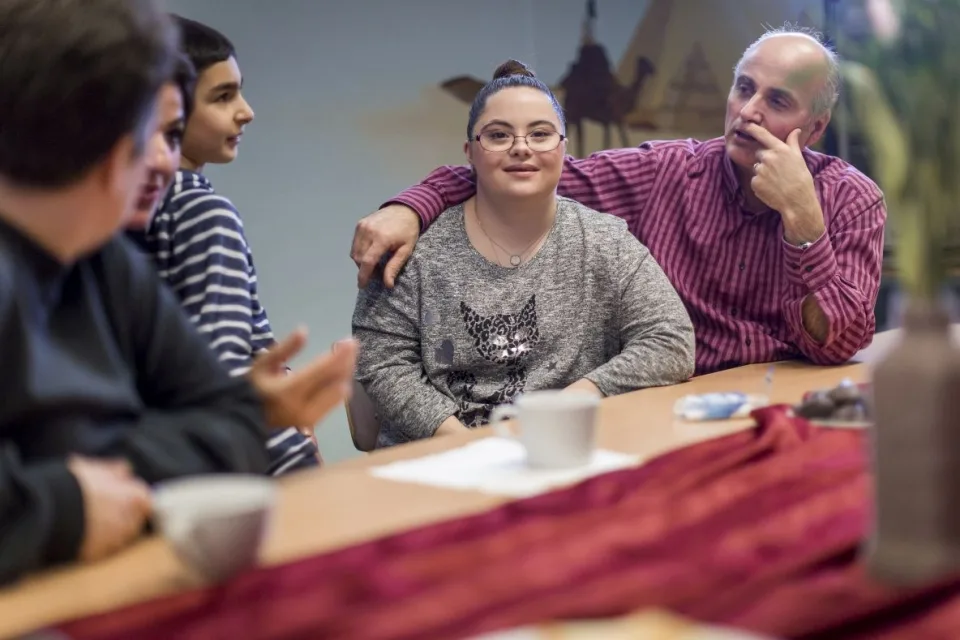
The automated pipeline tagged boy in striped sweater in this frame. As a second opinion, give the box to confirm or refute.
[130,16,320,475]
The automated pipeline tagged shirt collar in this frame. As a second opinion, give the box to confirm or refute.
[720,152,742,204]
[684,138,745,206]
[0,216,71,275]
[716,143,821,204]
[125,227,150,252]
[0,215,72,308]
[710,141,818,215]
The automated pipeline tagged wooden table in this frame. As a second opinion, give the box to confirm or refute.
[851,323,960,364]
[0,357,871,639]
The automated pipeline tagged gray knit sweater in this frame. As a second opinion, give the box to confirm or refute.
[352,197,695,447]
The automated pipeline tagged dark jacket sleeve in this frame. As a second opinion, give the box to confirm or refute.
[0,448,84,586]
[97,238,271,482]
[0,257,86,585]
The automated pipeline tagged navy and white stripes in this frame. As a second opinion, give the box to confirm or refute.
[130,169,318,475]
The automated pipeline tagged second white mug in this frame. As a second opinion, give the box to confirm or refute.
[489,389,600,469]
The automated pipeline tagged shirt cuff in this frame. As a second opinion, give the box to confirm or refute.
[582,372,613,398]
[31,461,85,565]
[382,184,444,230]
[421,398,461,435]
[782,231,837,291]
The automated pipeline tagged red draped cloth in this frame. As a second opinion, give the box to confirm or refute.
[60,407,960,639]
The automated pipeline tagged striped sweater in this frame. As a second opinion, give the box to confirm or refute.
[128,169,318,475]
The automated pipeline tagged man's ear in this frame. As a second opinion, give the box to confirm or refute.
[805,111,832,148]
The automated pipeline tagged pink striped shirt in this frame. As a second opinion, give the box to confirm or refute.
[388,137,886,374]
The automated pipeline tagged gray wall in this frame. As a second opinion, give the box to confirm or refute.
[163,0,649,463]
[163,1,838,462]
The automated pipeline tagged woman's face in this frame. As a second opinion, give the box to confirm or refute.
[126,82,185,230]
[465,86,565,201]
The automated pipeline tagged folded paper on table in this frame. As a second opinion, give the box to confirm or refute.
[369,437,640,497]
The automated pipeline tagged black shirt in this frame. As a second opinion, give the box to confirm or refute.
[0,218,270,585]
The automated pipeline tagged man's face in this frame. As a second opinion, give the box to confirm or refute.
[724,34,832,171]
[126,82,185,230]
[85,99,160,249]
[181,56,254,167]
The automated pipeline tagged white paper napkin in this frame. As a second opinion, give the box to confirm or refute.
[369,437,640,497]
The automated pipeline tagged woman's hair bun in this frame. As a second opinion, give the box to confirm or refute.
[492,59,535,80]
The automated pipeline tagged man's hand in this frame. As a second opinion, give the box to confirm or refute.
[68,456,152,563]
[350,204,421,289]
[249,328,358,433]
[746,124,826,245]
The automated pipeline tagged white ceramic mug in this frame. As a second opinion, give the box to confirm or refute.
[152,474,276,581]
[489,390,600,469]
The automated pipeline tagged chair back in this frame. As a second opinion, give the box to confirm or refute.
[346,380,380,452]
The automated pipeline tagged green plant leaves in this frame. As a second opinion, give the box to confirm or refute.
[842,0,960,297]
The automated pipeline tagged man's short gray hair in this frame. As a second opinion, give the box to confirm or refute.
[734,23,840,116]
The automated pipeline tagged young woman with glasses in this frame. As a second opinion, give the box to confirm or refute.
[352,60,695,447]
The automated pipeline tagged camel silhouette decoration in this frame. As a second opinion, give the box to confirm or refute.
[438,0,656,158]
[559,52,655,158]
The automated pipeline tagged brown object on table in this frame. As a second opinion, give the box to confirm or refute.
[868,298,960,585]
[796,389,837,419]
[828,380,864,405]
[834,402,869,423]
[794,379,872,423]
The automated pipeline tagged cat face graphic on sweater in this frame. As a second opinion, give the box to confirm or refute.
[460,295,540,365]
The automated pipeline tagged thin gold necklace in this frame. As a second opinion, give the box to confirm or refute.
[473,201,553,268]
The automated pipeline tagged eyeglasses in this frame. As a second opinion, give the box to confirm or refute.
[473,129,566,153]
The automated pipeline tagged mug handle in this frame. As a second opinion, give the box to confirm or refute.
[488,405,519,439]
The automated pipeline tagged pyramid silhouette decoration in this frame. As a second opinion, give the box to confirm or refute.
[648,42,726,133]
[613,0,826,136]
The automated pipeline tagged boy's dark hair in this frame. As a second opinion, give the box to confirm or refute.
[172,54,198,120]
[0,0,178,189]
[170,15,237,75]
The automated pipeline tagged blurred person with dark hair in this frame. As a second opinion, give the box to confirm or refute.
[0,0,273,585]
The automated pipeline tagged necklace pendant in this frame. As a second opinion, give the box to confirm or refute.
[509,255,522,267]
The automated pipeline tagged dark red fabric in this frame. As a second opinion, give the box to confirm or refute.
[59,407,960,640]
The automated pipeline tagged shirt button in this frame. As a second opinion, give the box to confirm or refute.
[745,338,752,346]
[805,265,814,273]
[731,307,738,316]
[738,262,745,271]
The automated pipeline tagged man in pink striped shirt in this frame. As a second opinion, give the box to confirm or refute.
[351,27,886,375]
